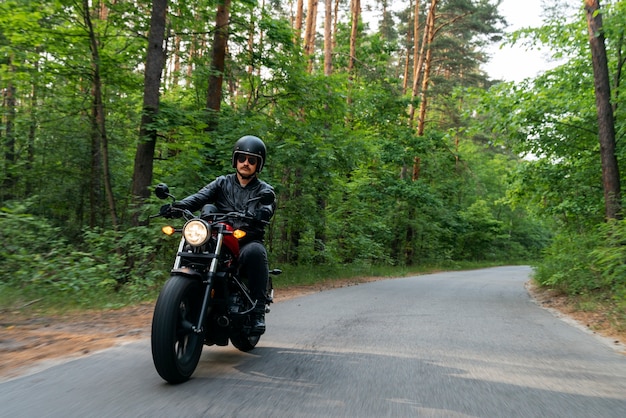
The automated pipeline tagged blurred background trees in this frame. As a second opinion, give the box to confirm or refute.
[1,1,622,306]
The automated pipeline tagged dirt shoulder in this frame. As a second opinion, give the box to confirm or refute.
[1,277,624,382]
[0,280,368,382]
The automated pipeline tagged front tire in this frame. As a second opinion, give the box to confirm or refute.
[151,275,204,384]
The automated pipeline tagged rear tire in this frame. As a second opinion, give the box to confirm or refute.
[230,333,260,352]
[229,292,261,352]
[151,275,204,384]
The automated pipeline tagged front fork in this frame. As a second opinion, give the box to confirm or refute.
[192,231,225,334]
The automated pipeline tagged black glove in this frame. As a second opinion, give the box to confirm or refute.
[159,204,174,218]
[160,203,183,219]
[254,208,272,222]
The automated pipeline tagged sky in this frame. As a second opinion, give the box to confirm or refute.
[482,0,554,82]
[360,0,571,83]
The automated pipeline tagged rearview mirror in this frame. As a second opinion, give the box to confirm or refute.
[259,189,275,206]
[155,183,170,200]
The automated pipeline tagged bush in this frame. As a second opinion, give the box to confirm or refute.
[0,204,171,306]
[590,220,626,299]
[534,221,626,298]
[534,231,600,294]
[0,204,70,287]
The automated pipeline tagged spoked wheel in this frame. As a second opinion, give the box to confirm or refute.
[151,275,205,384]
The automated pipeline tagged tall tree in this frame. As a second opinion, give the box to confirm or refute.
[206,0,231,130]
[323,0,333,75]
[348,0,360,78]
[408,0,425,123]
[83,0,118,229]
[2,58,16,200]
[131,0,168,225]
[294,0,304,42]
[332,0,339,51]
[416,0,437,136]
[584,0,621,219]
[402,0,417,95]
[304,0,319,72]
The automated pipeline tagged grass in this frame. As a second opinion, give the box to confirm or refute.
[0,283,160,316]
[275,260,510,288]
[529,280,626,342]
[1,260,528,316]
[573,293,626,334]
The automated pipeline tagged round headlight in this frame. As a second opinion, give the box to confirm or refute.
[183,220,210,246]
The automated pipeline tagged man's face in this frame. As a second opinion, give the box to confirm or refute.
[236,153,258,178]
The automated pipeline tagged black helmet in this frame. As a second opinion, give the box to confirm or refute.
[232,135,266,173]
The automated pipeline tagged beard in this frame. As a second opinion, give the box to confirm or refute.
[237,168,256,180]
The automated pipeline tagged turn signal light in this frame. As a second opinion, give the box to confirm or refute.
[233,229,247,239]
[161,225,176,236]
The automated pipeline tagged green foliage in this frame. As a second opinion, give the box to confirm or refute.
[534,231,599,295]
[535,220,626,304]
[0,204,168,307]
[473,1,626,317]
[274,260,518,290]
[456,199,505,260]
[590,220,626,300]
[0,0,550,307]
[0,202,69,284]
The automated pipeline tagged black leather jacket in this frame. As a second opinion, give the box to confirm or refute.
[175,174,275,243]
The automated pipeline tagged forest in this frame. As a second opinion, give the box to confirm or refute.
[0,0,624,321]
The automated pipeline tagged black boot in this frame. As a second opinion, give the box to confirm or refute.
[250,306,266,336]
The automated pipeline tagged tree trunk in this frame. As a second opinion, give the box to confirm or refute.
[2,58,16,202]
[333,0,339,51]
[411,0,420,86]
[26,61,38,196]
[416,0,437,136]
[131,0,168,226]
[348,0,360,77]
[83,0,118,229]
[612,31,623,115]
[409,0,432,126]
[246,16,253,76]
[323,0,333,75]
[585,0,621,219]
[206,0,231,131]
[304,0,318,72]
[172,32,181,87]
[294,0,304,42]
[402,0,415,95]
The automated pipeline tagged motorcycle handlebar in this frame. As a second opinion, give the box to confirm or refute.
[150,184,271,224]
[150,208,269,225]
[149,206,195,220]
[206,211,270,225]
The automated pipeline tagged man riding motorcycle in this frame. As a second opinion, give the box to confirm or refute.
[160,135,276,335]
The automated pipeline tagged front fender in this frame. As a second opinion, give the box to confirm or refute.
[170,267,203,280]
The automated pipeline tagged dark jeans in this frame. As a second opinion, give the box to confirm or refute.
[238,240,269,305]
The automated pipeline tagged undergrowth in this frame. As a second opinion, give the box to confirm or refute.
[1,261,523,316]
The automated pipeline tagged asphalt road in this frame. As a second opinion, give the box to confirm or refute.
[2,266,626,417]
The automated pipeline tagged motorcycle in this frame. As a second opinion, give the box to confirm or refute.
[150,183,280,384]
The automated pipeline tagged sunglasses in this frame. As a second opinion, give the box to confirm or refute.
[236,154,258,165]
